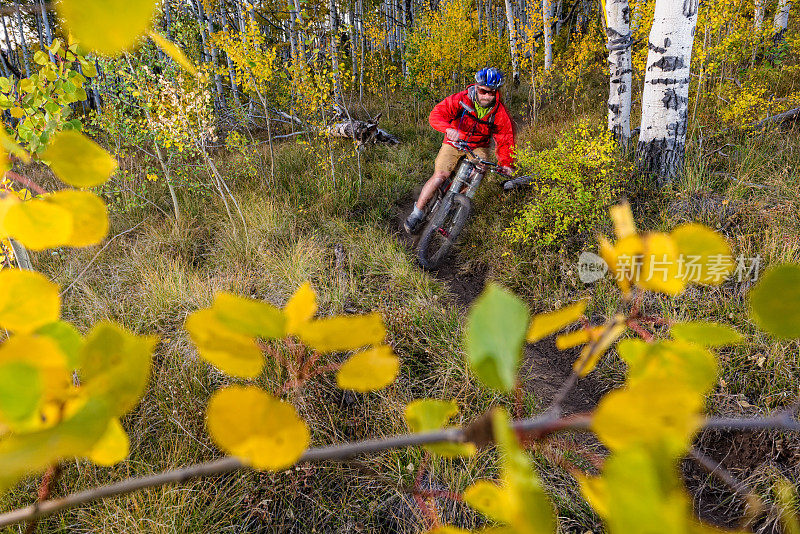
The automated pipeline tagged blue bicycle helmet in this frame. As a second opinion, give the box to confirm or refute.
[474,67,505,89]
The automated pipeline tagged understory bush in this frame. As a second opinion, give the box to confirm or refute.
[505,121,627,248]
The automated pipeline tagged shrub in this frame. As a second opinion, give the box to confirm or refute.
[504,122,627,248]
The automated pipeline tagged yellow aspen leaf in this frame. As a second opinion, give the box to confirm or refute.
[404,399,475,457]
[87,418,129,466]
[490,408,557,533]
[336,345,399,392]
[58,0,158,55]
[599,234,643,295]
[576,473,609,518]
[0,269,60,332]
[206,386,309,470]
[775,478,800,534]
[670,321,742,347]
[9,107,23,118]
[46,190,108,247]
[555,328,590,350]
[625,340,718,395]
[185,309,264,378]
[36,320,84,369]
[600,448,690,533]
[80,322,157,417]
[638,233,685,295]
[572,316,626,377]
[0,398,110,492]
[296,313,385,353]
[463,480,511,523]
[3,199,73,251]
[671,223,733,286]
[149,31,197,74]
[527,300,587,343]
[592,380,703,456]
[610,201,636,240]
[0,193,19,238]
[41,131,118,188]
[212,292,285,340]
[0,129,30,163]
[284,282,318,334]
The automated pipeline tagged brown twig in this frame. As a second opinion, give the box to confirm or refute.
[24,464,62,534]
[6,171,46,196]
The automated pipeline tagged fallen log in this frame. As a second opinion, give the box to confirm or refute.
[751,106,800,130]
[326,112,400,148]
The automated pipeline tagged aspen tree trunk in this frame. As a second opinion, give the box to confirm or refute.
[751,0,764,65]
[773,0,791,41]
[329,0,342,104]
[358,0,365,103]
[292,0,307,64]
[220,10,240,105]
[39,0,54,63]
[554,0,563,34]
[504,0,520,84]
[636,0,698,182]
[605,0,632,145]
[543,0,553,70]
[479,0,484,40]
[349,3,357,87]
[13,1,30,77]
[206,14,226,105]
[286,0,299,60]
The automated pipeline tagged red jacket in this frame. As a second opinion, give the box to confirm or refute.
[428,85,516,168]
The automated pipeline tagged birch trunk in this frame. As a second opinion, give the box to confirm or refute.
[329,0,342,104]
[605,0,632,145]
[543,0,553,70]
[751,0,764,64]
[773,0,791,41]
[39,0,54,62]
[504,0,520,84]
[636,0,699,182]
[13,1,30,77]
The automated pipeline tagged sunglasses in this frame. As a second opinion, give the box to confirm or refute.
[477,87,497,96]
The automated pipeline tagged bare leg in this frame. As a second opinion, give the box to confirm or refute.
[416,170,450,210]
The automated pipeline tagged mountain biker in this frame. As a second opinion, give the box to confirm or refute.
[404,67,516,234]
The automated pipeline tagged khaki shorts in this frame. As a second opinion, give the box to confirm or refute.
[434,143,491,175]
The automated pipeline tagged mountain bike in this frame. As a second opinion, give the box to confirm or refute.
[416,140,509,269]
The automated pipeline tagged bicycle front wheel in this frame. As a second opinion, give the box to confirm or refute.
[416,193,472,269]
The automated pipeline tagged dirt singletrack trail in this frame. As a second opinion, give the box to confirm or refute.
[390,197,606,415]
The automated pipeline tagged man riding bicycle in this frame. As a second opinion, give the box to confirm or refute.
[404,67,516,234]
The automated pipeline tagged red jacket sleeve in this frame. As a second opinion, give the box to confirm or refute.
[492,105,516,168]
[428,93,461,133]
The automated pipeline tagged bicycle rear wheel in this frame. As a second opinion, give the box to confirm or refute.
[416,193,471,269]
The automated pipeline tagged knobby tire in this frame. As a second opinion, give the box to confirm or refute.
[416,193,471,269]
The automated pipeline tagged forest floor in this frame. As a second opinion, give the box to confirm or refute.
[3,88,800,533]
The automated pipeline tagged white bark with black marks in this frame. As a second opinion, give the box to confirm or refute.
[636,0,698,182]
[605,0,632,145]
[773,0,792,41]
[543,0,553,70]
[504,0,520,84]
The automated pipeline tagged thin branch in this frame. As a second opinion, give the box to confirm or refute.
[59,221,146,297]
[0,413,798,528]
[6,171,46,196]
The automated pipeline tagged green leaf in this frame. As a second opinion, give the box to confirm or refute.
[0,398,110,492]
[749,264,800,339]
[0,361,42,425]
[80,322,157,417]
[465,284,530,392]
[41,130,117,188]
[35,321,84,369]
[670,321,742,347]
[57,0,159,55]
[213,292,285,339]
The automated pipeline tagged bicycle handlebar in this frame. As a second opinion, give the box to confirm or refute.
[452,140,509,176]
